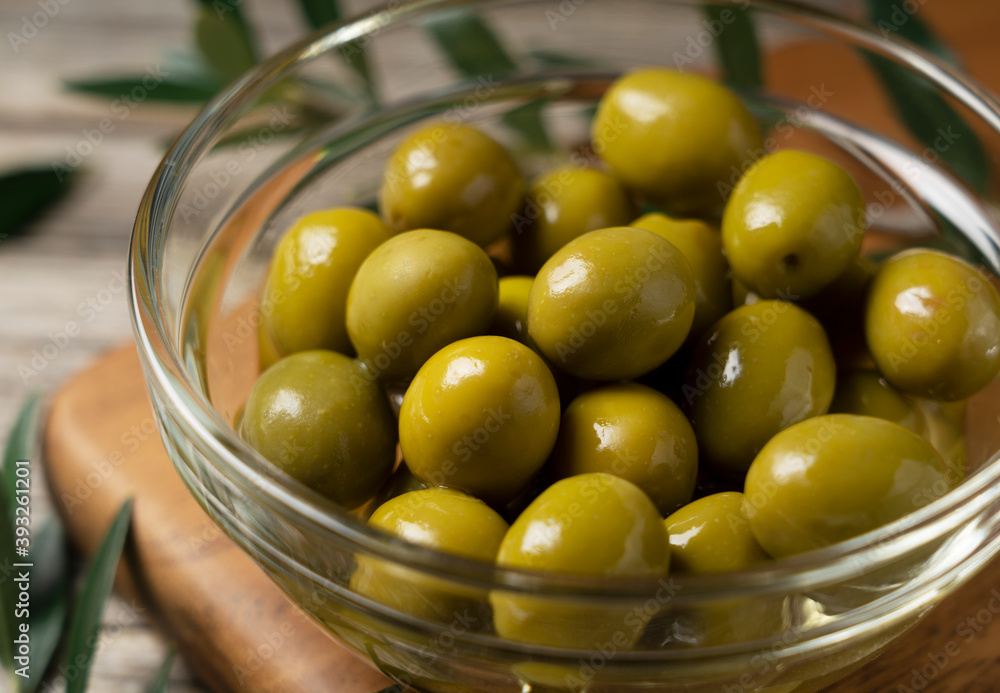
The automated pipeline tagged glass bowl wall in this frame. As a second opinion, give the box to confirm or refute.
[130,1,1000,691]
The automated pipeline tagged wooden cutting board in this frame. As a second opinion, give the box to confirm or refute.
[41,340,1000,693]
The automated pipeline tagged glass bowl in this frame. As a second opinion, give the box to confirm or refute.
[129,1,1000,690]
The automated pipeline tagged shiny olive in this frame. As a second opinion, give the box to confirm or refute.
[258,208,394,368]
[513,166,634,272]
[630,212,732,339]
[592,68,761,215]
[830,370,928,437]
[744,414,948,558]
[664,492,769,574]
[722,150,866,299]
[490,275,534,344]
[490,473,671,649]
[684,301,836,476]
[398,336,560,505]
[351,487,508,626]
[379,123,523,247]
[865,249,1000,401]
[346,229,498,382]
[528,227,696,380]
[552,382,698,515]
[242,350,396,509]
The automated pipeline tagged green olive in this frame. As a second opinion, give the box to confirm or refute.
[490,275,534,344]
[351,487,508,626]
[865,249,1000,401]
[346,229,498,382]
[258,208,394,368]
[592,68,761,215]
[664,492,769,574]
[242,350,396,509]
[528,227,696,380]
[552,382,698,515]
[490,473,671,649]
[630,213,732,340]
[722,150,866,299]
[830,370,928,437]
[744,414,948,558]
[684,301,836,477]
[918,399,967,487]
[513,166,634,272]
[398,336,560,505]
[379,123,522,246]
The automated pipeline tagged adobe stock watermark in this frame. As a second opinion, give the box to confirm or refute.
[52,65,169,182]
[895,589,1000,692]
[549,242,677,364]
[7,0,70,53]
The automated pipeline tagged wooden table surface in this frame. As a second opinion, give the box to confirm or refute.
[1,0,998,691]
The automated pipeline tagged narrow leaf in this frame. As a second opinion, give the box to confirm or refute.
[0,169,74,242]
[64,499,134,693]
[501,101,551,151]
[704,5,762,90]
[193,0,260,63]
[423,9,552,149]
[2,393,43,516]
[144,648,176,693]
[423,10,516,76]
[863,0,988,192]
[21,527,68,693]
[194,4,258,85]
[866,0,956,65]
[65,75,221,104]
[864,53,989,193]
[294,0,342,29]
[528,50,595,68]
[0,476,16,683]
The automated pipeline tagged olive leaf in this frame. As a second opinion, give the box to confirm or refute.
[194,1,259,85]
[0,169,75,242]
[65,76,221,104]
[292,0,374,101]
[144,648,176,693]
[63,499,134,693]
[1,394,42,515]
[423,9,553,150]
[703,4,762,90]
[863,0,989,192]
[20,521,69,693]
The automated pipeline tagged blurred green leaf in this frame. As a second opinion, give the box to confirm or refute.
[64,499,133,693]
[863,0,988,192]
[423,9,552,149]
[294,0,342,29]
[293,0,374,101]
[0,170,75,242]
[528,50,595,68]
[194,3,258,84]
[144,649,176,693]
[21,521,69,693]
[866,0,956,64]
[1,394,42,517]
[502,100,551,150]
[704,5,762,89]
[865,54,989,193]
[66,75,221,104]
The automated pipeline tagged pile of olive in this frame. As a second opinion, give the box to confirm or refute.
[243,67,1000,648]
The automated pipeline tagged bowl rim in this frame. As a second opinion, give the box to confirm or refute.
[129,0,1000,601]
